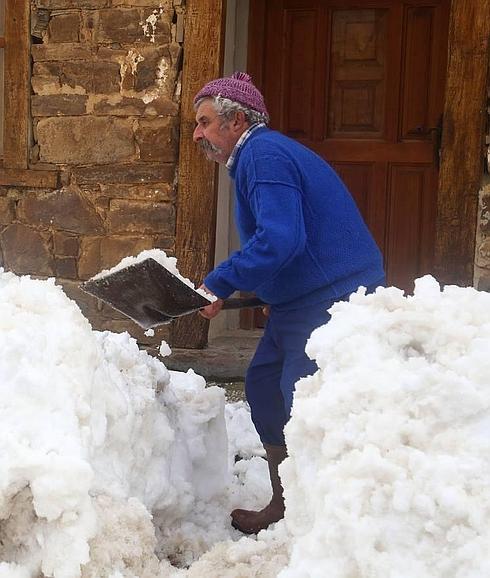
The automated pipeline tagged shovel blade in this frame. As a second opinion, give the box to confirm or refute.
[81,258,211,329]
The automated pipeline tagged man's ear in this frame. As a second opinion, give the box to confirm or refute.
[232,110,248,132]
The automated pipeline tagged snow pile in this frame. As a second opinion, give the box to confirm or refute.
[280,276,490,578]
[3,265,490,578]
[0,269,229,578]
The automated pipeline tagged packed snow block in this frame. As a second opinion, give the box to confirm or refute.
[280,276,490,578]
[0,269,228,578]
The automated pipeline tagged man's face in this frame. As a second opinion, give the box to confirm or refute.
[193,99,244,164]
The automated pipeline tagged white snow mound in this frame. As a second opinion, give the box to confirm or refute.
[280,276,490,578]
[0,269,228,578]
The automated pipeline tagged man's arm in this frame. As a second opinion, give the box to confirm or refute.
[204,181,306,299]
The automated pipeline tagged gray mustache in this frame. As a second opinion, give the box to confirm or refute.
[199,139,221,154]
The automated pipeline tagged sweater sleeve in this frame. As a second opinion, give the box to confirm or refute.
[204,180,306,299]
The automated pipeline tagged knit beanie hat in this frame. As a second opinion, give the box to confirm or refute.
[193,71,268,116]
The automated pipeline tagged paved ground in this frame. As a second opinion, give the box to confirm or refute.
[164,330,262,381]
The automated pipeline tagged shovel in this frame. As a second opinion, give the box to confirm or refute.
[81,257,265,329]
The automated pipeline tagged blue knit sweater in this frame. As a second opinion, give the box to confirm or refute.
[204,128,385,309]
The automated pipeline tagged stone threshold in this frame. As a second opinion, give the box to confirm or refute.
[163,329,262,381]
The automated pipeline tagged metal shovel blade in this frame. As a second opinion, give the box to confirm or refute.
[81,258,212,329]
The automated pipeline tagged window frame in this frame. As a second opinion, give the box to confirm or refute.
[0,0,57,187]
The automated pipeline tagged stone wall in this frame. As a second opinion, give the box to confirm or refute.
[474,84,490,292]
[0,0,184,347]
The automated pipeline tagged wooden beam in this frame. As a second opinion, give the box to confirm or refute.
[0,168,59,188]
[434,0,490,286]
[171,0,226,349]
[4,0,30,169]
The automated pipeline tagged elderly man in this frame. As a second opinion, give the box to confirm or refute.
[193,72,385,534]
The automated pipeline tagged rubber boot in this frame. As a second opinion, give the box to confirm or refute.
[231,443,288,534]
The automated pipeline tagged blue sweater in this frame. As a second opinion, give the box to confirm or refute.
[204,128,385,309]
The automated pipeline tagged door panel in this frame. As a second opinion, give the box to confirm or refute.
[283,9,317,137]
[248,0,450,294]
[329,8,388,138]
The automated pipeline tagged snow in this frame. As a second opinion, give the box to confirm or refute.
[158,341,172,357]
[1,268,490,577]
[0,269,270,577]
[280,276,490,578]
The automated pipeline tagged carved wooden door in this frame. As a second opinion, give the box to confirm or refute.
[248,0,450,293]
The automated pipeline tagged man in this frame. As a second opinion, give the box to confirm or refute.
[193,72,385,534]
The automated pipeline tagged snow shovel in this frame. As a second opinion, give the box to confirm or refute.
[81,257,264,329]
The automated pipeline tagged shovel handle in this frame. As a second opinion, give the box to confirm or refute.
[221,297,265,310]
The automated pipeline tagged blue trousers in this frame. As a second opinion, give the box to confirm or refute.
[246,281,384,446]
[245,298,333,446]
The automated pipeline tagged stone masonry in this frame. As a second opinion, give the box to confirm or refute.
[0,0,184,347]
[474,86,490,292]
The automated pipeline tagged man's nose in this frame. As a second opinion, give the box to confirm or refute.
[193,124,202,142]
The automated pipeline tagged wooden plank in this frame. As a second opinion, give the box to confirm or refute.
[0,168,59,188]
[171,0,226,349]
[4,0,30,169]
[247,0,267,90]
[434,0,490,286]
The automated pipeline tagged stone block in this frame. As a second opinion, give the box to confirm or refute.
[476,273,490,292]
[78,234,154,279]
[0,197,15,225]
[144,96,179,116]
[31,63,62,97]
[37,117,135,164]
[48,12,81,43]
[32,60,120,95]
[96,8,140,43]
[72,163,175,184]
[93,96,146,116]
[479,192,490,236]
[99,183,174,202]
[153,235,174,250]
[95,46,129,61]
[53,231,80,257]
[61,61,95,92]
[476,239,490,268]
[55,257,78,279]
[17,188,104,235]
[112,0,173,7]
[96,8,161,44]
[107,199,174,235]
[31,94,88,116]
[135,117,178,162]
[139,7,172,44]
[93,62,122,94]
[32,43,95,62]
[37,0,108,8]
[134,49,164,92]
[33,61,62,77]
[0,224,54,276]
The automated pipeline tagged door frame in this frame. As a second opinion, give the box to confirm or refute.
[174,0,490,348]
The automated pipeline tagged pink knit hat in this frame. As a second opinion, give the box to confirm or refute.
[194,71,268,116]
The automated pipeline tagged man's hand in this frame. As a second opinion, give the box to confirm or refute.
[199,285,224,320]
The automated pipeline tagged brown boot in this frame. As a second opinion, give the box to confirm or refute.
[231,443,288,534]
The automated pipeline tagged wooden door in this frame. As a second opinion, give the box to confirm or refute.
[248,0,450,293]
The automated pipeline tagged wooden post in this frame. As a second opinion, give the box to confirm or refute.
[171,0,226,348]
[4,0,30,169]
[434,0,490,286]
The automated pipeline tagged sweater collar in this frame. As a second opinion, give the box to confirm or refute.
[226,123,266,174]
